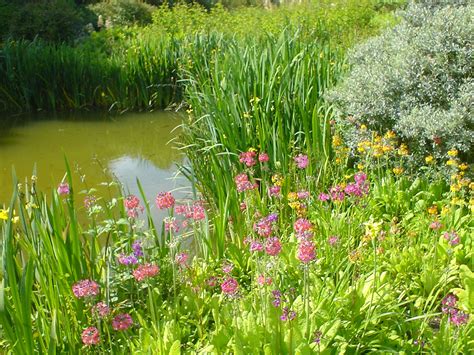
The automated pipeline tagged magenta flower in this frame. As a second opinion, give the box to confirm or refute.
[442,293,458,314]
[92,302,110,318]
[330,186,345,202]
[265,237,282,256]
[451,310,469,326]
[318,193,330,202]
[207,276,218,287]
[280,307,297,321]
[297,190,310,199]
[430,220,442,230]
[57,182,70,196]
[175,204,192,218]
[268,185,281,197]
[254,217,273,237]
[133,263,159,282]
[257,274,272,286]
[294,218,313,238]
[72,279,100,299]
[354,172,367,185]
[249,240,263,253]
[294,154,309,169]
[221,277,239,295]
[132,241,144,258]
[176,252,189,267]
[443,231,460,246]
[328,235,339,246]
[192,202,206,220]
[124,195,143,218]
[239,150,257,167]
[258,152,269,162]
[234,173,257,193]
[112,313,133,331]
[297,240,316,263]
[81,326,100,345]
[222,262,234,274]
[155,192,175,210]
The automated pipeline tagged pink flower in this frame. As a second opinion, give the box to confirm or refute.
[330,186,345,202]
[124,195,143,218]
[268,185,281,197]
[443,230,460,246]
[318,193,330,201]
[175,204,192,218]
[155,192,175,210]
[207,276,218,287]
[92,302,110,318]
[133,263,159,282]
[250,240,263,253]
[164,217,179,233]
[117,253,138,266]
[72,279,100,299]
[84,195,96,209]
[451,310,469,326]
[328,235,339,246]
[294,154,309,169]
[294,218,313,238]
[265,237,282,256]
[442,293,458,313]
[221,277,239,295]
[234,173,256,193]
[57,182,70,195]
[81,326,100,345]
[257,274,272,286]
[192,202,206,220]
[240,202,247,211]
[258,152,269,162]
[222,262,234,274]
[354,172,367,185]
[297,190,310,199]
[176,252,189,267]
[254,217,273,237]
[430,220,442,230]
[297,240,316,263]
[239,150,257,167]
[112,313,133,331]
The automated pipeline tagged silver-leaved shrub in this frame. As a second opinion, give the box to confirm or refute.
[328,1,473,162]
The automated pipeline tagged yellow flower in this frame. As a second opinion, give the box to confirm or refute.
[446,159,458,167]
[450,184,461,192]
[425,155,434,164]
[398,144,409,156]
[393,167,404,175]
[287,192,298,201]
[459,163,468,171]
[441,205,450,216]
[382,145,393,153]
[332,135,343,147]
[335,157,342,164]
[374,135,382,144]
[427,205,438,215]
[12,216,19,224]
[384,130,396,139]
[272,174,283,186]
[357,163,364,171]
[0,208,8,221]
[360,124,367,131]
[447,149,458,157]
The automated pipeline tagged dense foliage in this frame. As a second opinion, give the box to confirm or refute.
[328,2,474,163]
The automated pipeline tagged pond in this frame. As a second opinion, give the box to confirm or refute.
[0,111,188,225]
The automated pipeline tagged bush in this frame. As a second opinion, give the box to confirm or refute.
[8,0,92,42]
[88,0,156,27]
[328,2,474,162]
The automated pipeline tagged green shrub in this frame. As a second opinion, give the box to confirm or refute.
[8,0,92,42]
[328,2,474,162]
[88,0,156,27]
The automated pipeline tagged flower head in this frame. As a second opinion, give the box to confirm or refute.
[443,230,460,246]
[112,313,133,331]
[221,277,239,295]
[57,182,70,196]
[155,192,175,210]
[82,327,100,345]
[265,237,282,256]
[133,263,159,282]
[297,240,316,263]
[176,252,189,267]
[92,302,110,318]
[294,154,309,169]
[72,279,100,299]
[258,152,269,162]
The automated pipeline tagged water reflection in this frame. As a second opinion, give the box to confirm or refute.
[0,112,186,218]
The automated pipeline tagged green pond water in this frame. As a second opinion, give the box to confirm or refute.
[0,111,188,223]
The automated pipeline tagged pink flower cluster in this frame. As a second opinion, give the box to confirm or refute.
[234,173,258,193]
[92,302,110,318]
[268,185,281,197]
[124,194,144,218]
[253,213,278,237]
[441,294,469,326]
[72,279,100,299]
[112,313,133,331]
[174,201,206,221]
[132,263,159,282]
[294,218,313,239]
[265,237,282,256]
[82,327,100,346]
[319,172,369,202]
[294,154,309,169]
[257,274,272,286]
[443,230,460,246]
[155,192,175,210]
[221,277,239,295]
[239,149,270,166]
[57,182,70,196]
[175,252,189,267]
[297,240,316,263]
